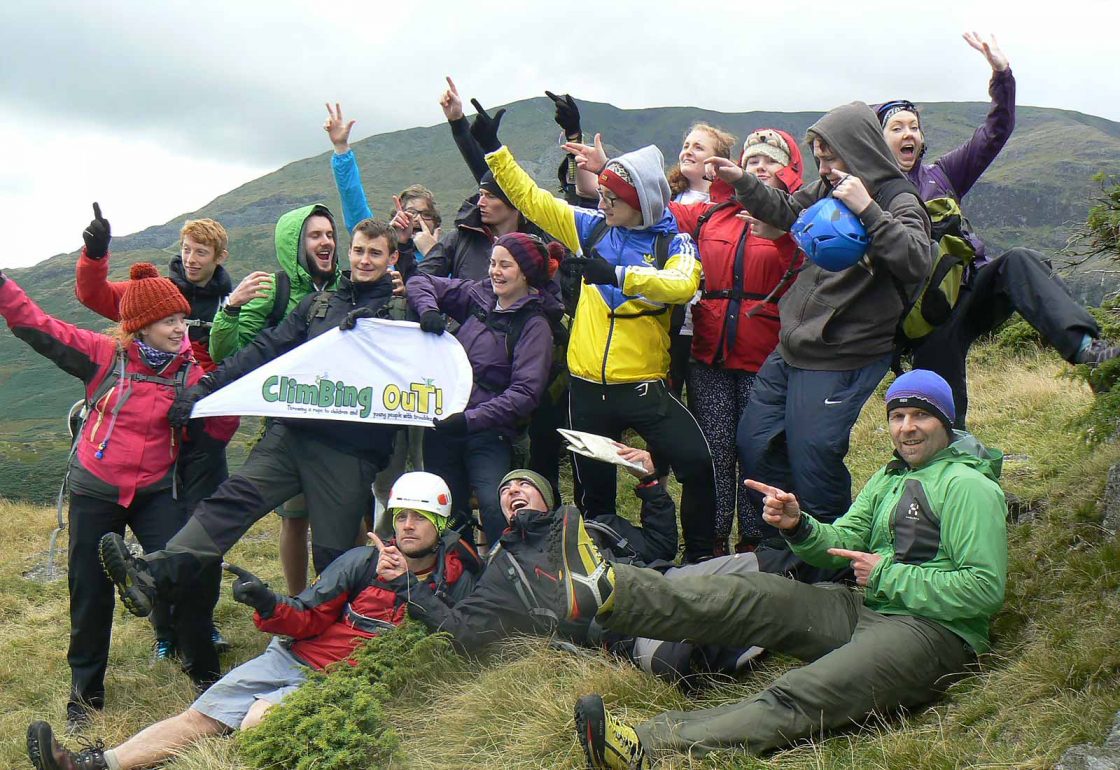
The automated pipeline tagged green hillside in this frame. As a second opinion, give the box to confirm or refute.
[2,97,1120,502]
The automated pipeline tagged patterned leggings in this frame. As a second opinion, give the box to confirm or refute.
[688,361,758,543]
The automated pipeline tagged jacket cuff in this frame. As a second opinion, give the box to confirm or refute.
[864,553,893,597]
[858,200,884,228]
[222,304,241,317]
[781,514,814,545]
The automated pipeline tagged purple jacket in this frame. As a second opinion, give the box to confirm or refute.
[905,67,1016,262]
[408,275,553,436]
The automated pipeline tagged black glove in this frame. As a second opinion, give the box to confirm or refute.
[224,563,277,618]
[340,306,375,331]
[419,310,447,335]
[168,376,216,428]
[82,202,111,260]
[545,91,581,140]
[432,412,468,435]
[581,254,618,287]
[469,98,506,154]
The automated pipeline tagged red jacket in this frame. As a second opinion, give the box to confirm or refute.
[668,131,805,372]
[0,277,237,506]
[256,541,477,670]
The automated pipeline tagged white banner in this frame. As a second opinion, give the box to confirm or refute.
[192,318,472,426]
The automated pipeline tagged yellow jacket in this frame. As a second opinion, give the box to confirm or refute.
[486,146,700,384]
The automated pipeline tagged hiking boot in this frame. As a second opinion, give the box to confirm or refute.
[1076,338,1120,366]
[152,639,176,661]
[27,721,108,770]
[211,625,231,653]
[98,532,156,617]
[574,695,648,770]
[64,700,99,735]
[555,507,614,621]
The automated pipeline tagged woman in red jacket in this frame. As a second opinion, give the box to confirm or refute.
[0,260,238,730]
[566,128,804,556]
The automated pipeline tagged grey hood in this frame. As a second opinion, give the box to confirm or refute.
[609,145,672,228]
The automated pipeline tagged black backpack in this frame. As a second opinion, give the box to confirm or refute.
[265,271,292,329]
[580,219,682,331]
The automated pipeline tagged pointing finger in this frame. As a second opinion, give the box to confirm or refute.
[744,478,785,498]
[826,548,861,560]
[223,563,254,580]
[370,533,386,552]
[92,202,102,220]
[446,75,458,94]
[470,98,489,118]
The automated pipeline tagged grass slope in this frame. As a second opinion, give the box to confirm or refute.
[1,344,1118,768]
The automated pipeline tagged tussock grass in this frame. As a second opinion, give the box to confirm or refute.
[2,344,1119,768]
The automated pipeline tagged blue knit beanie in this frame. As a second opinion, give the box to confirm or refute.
[885,369,955,431]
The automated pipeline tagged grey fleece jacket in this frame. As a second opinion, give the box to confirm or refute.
[732,101,932,370]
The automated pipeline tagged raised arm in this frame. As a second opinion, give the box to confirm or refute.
[325,102,374,233]
[441,77,489,184]
[74,203,127,321]
[935,33,1016,199]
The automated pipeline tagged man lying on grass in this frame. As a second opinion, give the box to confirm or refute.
[26,472,477,770]
[558,369,1008,768]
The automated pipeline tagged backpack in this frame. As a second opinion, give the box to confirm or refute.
[582,219,681,330]
[874,179,980,349]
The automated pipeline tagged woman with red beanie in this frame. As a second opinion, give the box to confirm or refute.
[407,233,560,549]
[0,243,237,730]
[566,128,805,555]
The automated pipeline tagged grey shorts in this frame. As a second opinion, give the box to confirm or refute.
[192,637,309,729]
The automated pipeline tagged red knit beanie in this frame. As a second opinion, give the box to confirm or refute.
[119,263,190,333]
[494,234,562,289]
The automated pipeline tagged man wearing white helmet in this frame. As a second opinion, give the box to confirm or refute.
[27,472,479,770]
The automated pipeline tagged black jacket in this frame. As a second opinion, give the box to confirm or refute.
[206,273,399,465]
[167,256,232,350]
[393,481,678,653]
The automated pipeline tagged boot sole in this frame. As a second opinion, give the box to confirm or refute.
[98,534,153,617]
[574,695,607,769]
[27,721,53,770]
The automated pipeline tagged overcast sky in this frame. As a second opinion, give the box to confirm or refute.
[2,0,1118,269]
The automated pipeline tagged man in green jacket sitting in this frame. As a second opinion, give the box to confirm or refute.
[557,369,1008,767]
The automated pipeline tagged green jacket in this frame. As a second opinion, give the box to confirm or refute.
[788,432,1007,653]
[209,204,341,362]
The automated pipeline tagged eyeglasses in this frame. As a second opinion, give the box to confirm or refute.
[404,208,436,222]
[597,189,619,208]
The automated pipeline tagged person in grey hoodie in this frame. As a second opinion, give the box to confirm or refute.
[706,101,932,544]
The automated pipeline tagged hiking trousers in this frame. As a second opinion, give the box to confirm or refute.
[603,564,972,756]
[912,247,1098,427]
[67,491,219,710]
[737,351,890,531]
[568,377,716,562]
[147,423,378,594]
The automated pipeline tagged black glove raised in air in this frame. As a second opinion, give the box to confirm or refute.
[419,310,447,335]
[224,563,278,618]
[545,91,581,140]
[167,376,217,428]
[469,98,506,154]
[83,202,111,260]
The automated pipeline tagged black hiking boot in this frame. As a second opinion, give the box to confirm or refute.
[27,721,108,770]
[98,532,156,617]
[553,507,614,622]
[574,695,648,770]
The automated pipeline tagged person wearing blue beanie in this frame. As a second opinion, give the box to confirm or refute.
[885,369,956,434]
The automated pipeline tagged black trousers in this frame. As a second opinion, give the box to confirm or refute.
[150,442,228,643]
[67,490,219,709]
[568,377,715,562]
[912,247,1098,427]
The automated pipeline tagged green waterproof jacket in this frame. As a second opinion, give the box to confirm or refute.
[209,204,340,362]
[788,432,1007,653]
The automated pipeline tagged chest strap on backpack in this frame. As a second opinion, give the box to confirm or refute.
[344,602,399,635]
[502,552,559,628]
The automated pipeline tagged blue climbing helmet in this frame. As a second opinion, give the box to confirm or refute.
[790,197,870,271]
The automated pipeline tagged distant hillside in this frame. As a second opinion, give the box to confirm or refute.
[2,96,1120,502]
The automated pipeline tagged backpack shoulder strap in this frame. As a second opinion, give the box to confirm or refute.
[873,178,923,212]
[266,272,292,328]
[88,344,127,407]
[653,232,672,270]
[581,218,610,256]
[501,304,545,362]
[501,551,559,626]
[691,200,738,241]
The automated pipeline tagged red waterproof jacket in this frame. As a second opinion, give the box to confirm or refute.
[256,540,477,670]
[0,277,237,506]
[669,130,804,372]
